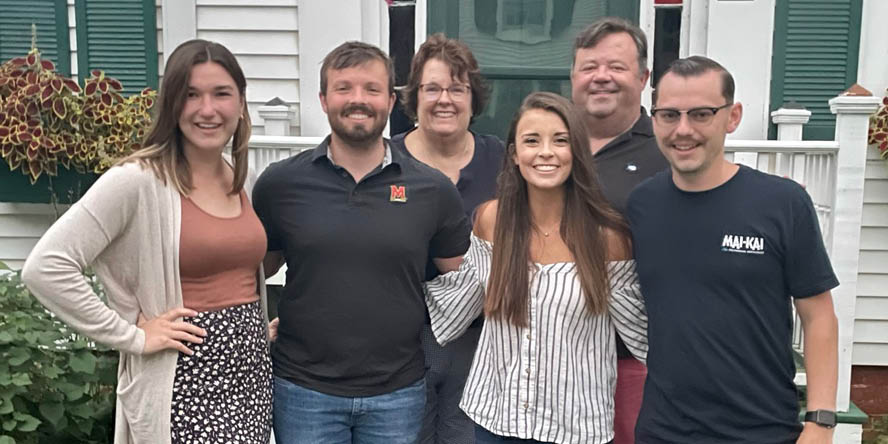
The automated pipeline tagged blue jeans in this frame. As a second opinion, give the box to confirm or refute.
[273,376,426,444]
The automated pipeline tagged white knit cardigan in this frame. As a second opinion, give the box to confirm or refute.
[22,161,268,444]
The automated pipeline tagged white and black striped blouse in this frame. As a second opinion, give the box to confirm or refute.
[425,234,647,444]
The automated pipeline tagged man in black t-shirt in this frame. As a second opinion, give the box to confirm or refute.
[253,42,470,444]
[570,17,669,443]
[628,56,839,443]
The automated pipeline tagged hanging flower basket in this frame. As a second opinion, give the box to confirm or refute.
[869,91,888,159]
[0,49,156,191]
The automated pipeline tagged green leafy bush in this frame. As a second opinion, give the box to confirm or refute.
[0,262,117,444]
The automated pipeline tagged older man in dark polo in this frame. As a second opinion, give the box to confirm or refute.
[570,16,669,444]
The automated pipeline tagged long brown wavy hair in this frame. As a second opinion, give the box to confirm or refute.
[120,39,251,195]
[484,92,629,327]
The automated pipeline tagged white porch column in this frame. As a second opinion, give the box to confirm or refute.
[771,106,811,141]
[161,0,196,63]
[771,105,811,177]
[258,99,295,137]
[828,86,881,412]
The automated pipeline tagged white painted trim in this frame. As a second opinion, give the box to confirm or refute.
[360,0,389,51]
[639,0,655,111]
[688,0,708,55]
[161,0,196,61]
[680,0,708,57]
[857,1,888,98]
[833,423,863,444]
[771,108,811,141]
[830,96,885,115]
[679,1,690,58]
[414,0,427,52]
[724,140,838,153]
[758,0,778,140]
[249,135,325,149]
[828,94,882,411]
[0,203,68,215]
[771,108,812,125]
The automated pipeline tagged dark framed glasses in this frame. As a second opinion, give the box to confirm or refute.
[651,103,733,125]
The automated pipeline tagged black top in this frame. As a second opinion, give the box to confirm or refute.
[592,109,669,358]
[390,129,505,279]
[627,166,838,444]
[593,109,670,214]
[252,136,470,397]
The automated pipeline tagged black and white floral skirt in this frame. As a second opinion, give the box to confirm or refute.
[170,300,273,443]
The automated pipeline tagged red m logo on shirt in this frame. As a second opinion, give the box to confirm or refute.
[390,185,407,203]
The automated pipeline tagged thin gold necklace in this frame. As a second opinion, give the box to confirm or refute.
[533,222,560,237]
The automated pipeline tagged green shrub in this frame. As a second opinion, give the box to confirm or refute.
[0,262,117,444]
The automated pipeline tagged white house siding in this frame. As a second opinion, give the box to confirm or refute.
[0,204,64,269]
[296,0,388,137]
[195,0,300,135]
[853,145,888,365]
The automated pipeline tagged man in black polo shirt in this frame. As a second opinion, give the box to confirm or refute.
[570,17,668,443]
[253,41,470,444]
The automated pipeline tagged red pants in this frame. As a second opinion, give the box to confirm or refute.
[613,357,647,444]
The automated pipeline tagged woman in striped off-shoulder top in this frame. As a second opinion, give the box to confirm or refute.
[425,92,648,444]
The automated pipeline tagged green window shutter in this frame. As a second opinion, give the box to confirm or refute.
[0,0,70,76]
[769,0,862,140]
[75,0,158,95]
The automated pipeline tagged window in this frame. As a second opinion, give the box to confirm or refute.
[496,0,552,44]
[652,3,681,88]
[427,0,637,139]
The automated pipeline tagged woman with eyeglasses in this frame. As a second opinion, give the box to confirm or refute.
[425,92,647,444]
[390,33,505,443]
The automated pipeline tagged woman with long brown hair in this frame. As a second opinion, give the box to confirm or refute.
[425,92,647,444]
[22,40,272,444]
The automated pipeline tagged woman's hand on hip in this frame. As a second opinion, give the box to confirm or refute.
[137,308,206,355]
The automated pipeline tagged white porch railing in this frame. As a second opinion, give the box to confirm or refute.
[248,135,324,173]
[725,140,839,256]
[724,140,839,358]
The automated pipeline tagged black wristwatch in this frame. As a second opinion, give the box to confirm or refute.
[804,410,837,429]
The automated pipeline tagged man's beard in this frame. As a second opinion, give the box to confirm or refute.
[330,104,387,148]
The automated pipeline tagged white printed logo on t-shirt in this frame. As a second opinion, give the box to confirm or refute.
[720,234,765,255]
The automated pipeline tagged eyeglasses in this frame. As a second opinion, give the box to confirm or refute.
[650,103,733,126]
[419,83,471,101]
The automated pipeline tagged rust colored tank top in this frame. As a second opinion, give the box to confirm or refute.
[179,190,267,312]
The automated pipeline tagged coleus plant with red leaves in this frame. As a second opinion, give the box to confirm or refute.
[869,92,888,160]
[0,49,156,184]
